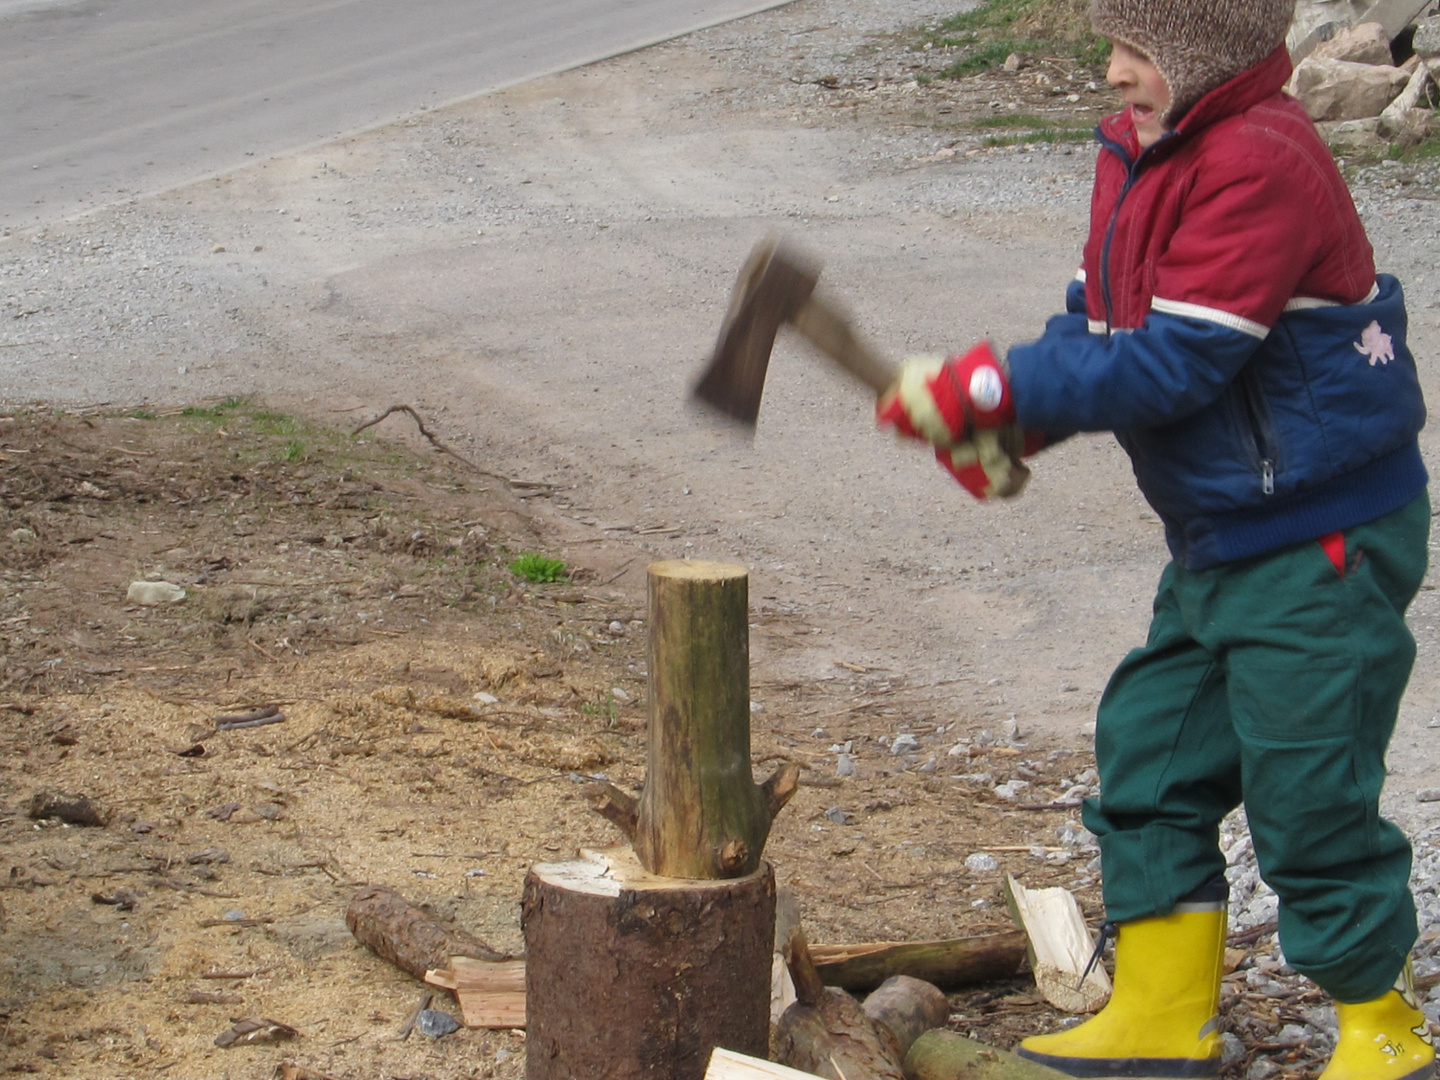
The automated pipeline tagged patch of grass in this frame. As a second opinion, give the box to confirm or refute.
[974,113,1053,128]
[283,440,306,462]
[923,0,1107,76]
[509,552,569,584]
[130,409,157,420]
[983,127,1094,146]
[181,396,246,420]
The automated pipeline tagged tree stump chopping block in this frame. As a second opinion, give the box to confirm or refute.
[523,847,776,1080]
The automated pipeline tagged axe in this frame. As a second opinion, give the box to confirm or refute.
[691,238,897,426]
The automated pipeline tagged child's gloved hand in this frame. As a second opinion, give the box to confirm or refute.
[935,426,1044,500]
[875,342,1016,447]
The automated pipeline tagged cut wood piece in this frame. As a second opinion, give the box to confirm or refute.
[1003,874,1111,1014]
[706,1048,824,1080]
[810,932,1027,992]
[424,958,526,1029]
[904,1030,1076,1080]
[603,560,798,879]
[774,985,906,1080]
[345,885,509,982]
[523,845,775,1080]
[863,975,951,1059]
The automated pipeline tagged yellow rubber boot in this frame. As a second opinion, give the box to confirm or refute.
[1017,898,1227,1078]
[1319,963,1435,1080]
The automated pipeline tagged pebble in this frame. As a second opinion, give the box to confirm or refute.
[415,1009,460,1038]
[964,852,999,872]
[1417,788,1440,803]
[823,807,852,824]
[835,753,856,777]
[473,691,499,704]
[890,733,920,755]
[126,580,186,605]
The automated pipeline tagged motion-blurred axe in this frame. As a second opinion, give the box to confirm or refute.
[691,237,896,426]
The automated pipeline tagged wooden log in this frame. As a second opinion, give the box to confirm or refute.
[1003,874,1111,1013]
[810,932,1027,992]
[863,975,951,1059]
[904,1030,1075,1080]
[589,561,797,878]
[773,930,907,1080]
[345,885,509,981]
[523,846,775,1080]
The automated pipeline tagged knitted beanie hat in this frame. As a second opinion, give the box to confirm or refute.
[1090,0,1296,122]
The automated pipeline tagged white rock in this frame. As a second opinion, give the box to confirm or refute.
[1312,21,1393,65]
[126,580,186,605]
[474,691,499,704]
[1417,787,1440,803]
[610,686,630,702]
[891,733,920,755]
[1289,57,1410,120]
[965,852,1000,872]
[9,527,36,544]
[836,753,856,778]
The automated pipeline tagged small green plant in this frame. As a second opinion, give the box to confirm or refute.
[130,408,157,420]
[580,692,620,728]
[509,553,569,583]
[283,440,306,462]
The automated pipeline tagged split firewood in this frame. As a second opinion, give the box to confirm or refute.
[904,1030,1075,1080]
[773,929,907,1080]
[706,1047,834,1080]
[863,975,951,1059]
[424,957,526,1028]
[1003,874,1111,1013]
[810,932,1027,993]
[345,885,510,982]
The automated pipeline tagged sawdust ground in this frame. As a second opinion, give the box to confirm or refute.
[0,405,1101,1078]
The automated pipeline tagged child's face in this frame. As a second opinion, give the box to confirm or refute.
[1106,41,1171,148]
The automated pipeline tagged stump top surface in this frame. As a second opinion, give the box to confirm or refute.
[531,846,770,895]
[648,559,747,582]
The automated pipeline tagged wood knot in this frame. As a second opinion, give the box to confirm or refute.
[715,839,750,875]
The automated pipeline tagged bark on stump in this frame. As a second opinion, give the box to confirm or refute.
[523,847,776,1080]
[589,561,798,879]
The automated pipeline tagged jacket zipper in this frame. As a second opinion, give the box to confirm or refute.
[1095,130,1174,334]
[1096,128,1274,495]
[1238,365,1277,495]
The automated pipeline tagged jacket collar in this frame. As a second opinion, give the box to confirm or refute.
[1098,46,1295,161]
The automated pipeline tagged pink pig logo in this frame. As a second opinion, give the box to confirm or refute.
[1355,321,1395,366]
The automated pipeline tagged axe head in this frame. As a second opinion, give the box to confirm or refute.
[691,238,819,427]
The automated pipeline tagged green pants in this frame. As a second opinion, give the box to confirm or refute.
[1084,493,1430,1003]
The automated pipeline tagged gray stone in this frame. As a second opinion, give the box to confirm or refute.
[126,580,187,605]
[415,1009,460,1038]
[1290,57,1411,120]
[1317,117,1389,153]
[1415,16,1440,57]
[1221,1032,1247,1067]
[890,733,920,755]
[964,852,1000,872]
[1418,787,1440,802]
[1313,21,1394,63]
[1358,0,1436,39]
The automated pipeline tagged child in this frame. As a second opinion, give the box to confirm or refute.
[877,2,1435,1078]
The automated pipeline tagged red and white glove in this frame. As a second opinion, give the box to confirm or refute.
[877,343,1043,500]
[875,342,1015,447]
[934,427,1048,500]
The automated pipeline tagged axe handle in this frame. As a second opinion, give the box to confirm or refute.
[790,294,897,395]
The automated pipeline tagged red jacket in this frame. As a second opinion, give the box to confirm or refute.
[1085,45,1376,336]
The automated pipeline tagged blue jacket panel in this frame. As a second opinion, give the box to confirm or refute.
[1009,276,1427,569]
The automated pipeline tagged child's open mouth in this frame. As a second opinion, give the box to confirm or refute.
[1131,102,1155,122]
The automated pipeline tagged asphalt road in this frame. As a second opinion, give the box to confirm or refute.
[0,0,792,228]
